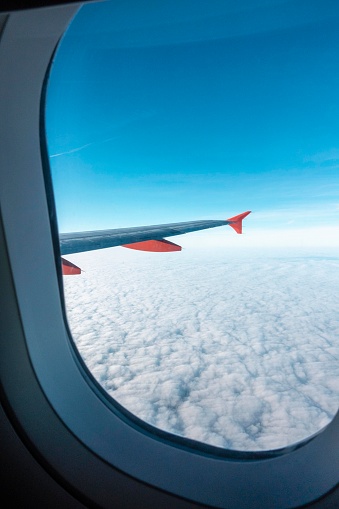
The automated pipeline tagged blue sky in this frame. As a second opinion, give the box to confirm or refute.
[46,0,339,247]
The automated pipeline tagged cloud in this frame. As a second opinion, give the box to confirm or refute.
[63,247,339,451]
[303,148,339,166]
[176,225,339,250]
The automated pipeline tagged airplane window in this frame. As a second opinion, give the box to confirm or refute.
[46,0,339,452]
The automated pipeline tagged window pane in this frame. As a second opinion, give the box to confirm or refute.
[46,0,339,451]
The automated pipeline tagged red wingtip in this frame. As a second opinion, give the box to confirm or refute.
[226,211,251,234]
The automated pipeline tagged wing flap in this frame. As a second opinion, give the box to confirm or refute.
[61,257,81,275]
[122,239,182,252]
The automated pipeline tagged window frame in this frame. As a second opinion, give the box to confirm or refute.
[1,3,339,508]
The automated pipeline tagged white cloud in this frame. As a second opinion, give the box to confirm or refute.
[63,247,339,451]
[176,224,339,250]
[303,148,339,165]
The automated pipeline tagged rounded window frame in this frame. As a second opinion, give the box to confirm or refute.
[1,3,339,508]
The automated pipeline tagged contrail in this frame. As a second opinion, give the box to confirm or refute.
[50,135,118,158]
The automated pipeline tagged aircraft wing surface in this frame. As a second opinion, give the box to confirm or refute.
[59,211,251,274]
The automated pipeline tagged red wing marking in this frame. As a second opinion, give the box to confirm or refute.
[122,239,182,252]
[226,211,251,234]
[61,257,81,275]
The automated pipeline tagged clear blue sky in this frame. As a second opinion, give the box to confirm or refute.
[46,0,339,247]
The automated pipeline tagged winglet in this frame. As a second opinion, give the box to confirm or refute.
[226,211,251,234]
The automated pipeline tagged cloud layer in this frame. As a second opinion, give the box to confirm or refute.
[63,248,339,451]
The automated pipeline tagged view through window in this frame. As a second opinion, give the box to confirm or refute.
[46,0,339,451]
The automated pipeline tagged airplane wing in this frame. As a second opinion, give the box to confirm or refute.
[59,211,251,274]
